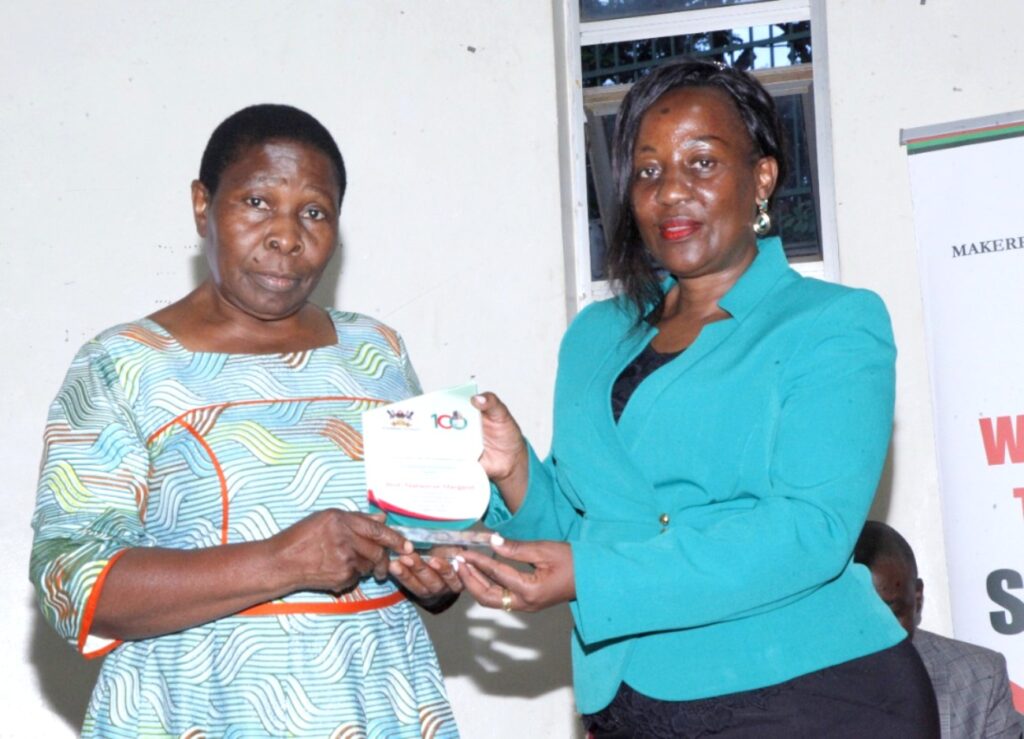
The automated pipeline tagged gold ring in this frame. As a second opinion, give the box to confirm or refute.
[501,588,513,613]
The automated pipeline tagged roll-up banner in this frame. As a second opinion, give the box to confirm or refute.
[903,112,1024,710]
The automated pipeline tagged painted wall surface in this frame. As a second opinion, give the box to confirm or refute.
[0,2,573,736]
[6,0,1024,735]
[823,0,1024,636]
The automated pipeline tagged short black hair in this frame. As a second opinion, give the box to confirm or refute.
[853,520,919,578]
[198,103,347,204]
[606,59,788,324]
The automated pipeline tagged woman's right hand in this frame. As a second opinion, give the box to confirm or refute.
[472,392,530,512]
[457,537,576,612]
[270,509,412,594]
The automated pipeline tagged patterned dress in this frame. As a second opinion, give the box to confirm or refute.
[30,310,459,739]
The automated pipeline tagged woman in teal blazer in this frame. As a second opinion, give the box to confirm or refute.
[458,61,939,736]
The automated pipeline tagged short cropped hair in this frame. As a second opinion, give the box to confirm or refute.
[607,59,788,324]
[198,103,347,204]
[853,520,919,578]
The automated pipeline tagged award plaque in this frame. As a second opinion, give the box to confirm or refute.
[363,383,490,536]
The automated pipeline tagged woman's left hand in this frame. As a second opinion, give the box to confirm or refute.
[389,546,464,613]
[457,538,576,612]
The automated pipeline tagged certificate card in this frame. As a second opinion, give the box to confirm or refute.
[363,383,489,529]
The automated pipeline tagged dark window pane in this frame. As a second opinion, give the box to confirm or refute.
[762,92,820,260]
[585,150,608,280]
[582,22,810,87]
[581,0,771,23]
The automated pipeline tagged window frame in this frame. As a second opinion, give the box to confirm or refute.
[559,0,838,314]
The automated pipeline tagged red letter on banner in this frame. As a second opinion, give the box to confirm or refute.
[979,416,1024,465]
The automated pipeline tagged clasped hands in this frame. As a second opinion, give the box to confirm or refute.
[278,508,574,615]
[282,391,573,614]
[270,508,462,610]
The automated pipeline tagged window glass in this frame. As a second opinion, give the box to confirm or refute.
[582,22,810,87]
[772,91,819,260]
[581,0,771,23]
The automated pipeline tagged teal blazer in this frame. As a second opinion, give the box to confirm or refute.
[486,237,906,713]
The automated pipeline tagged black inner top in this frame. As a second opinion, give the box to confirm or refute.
[611,342,683,422]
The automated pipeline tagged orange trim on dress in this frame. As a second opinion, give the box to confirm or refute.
[78,549,128,660]
[237,590,406,616]
[146,395,391,545]
[176,419,231,545]
[146,395,389,444]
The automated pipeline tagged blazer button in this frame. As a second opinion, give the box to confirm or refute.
[659,513,670,526]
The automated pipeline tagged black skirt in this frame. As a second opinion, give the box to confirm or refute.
[582,638,939,738]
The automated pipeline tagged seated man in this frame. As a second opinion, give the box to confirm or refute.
[854,520,1022,739]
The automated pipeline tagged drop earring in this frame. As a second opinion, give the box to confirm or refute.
[752,199,771,236]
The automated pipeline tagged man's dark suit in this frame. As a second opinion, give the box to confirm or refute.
[913,629,1021,738]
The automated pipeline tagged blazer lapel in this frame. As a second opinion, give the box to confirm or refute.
[617,237,792,438]
[616,315,738,439]
[546,312,664,514]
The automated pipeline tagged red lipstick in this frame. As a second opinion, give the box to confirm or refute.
[659,218,701,241]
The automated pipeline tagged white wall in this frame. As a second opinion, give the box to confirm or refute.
[822,0,1024,635]
[7,0,1024,734]
[0,2,574,736]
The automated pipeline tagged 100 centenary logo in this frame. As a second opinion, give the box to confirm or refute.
[432,411,468,430]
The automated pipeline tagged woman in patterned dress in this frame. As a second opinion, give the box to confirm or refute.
[30,104,461,738]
